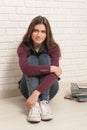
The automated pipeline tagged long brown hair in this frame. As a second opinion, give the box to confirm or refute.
[20,16,61,56]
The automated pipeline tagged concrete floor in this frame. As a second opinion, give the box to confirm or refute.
[0,82,87,130]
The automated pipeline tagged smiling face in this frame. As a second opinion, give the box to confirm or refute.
[31,24,46,48]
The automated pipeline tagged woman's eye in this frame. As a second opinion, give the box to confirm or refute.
[42,31,46,34]
[33,29,38,32]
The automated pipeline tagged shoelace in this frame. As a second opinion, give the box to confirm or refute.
[31,105,41,115]
[41,101,51,114]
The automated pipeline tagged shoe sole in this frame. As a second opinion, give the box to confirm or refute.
[27,117,41,123]
[41,115,53,121]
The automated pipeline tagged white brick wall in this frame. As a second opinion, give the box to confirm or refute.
[0,0,87,97]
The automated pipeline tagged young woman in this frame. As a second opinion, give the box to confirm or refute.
[17,16,62,123]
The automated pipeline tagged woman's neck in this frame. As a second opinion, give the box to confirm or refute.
[34,44,42,52]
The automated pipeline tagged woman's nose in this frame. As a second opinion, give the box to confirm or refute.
[37,32,41,36]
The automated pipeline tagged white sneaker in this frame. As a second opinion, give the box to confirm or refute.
[27,102,41,123]
[40,100,53,121]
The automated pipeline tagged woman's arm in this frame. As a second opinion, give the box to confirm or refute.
[26,90,40,108]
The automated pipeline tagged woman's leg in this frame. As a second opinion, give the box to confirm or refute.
[19,56,39,99]
[25,56,40,97]
[39,53,59,101]
[19,75,59,99]
[19,74,28,99]
[39,54,51,101]
[49,80,59,100]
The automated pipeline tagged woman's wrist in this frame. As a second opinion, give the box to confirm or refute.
[50,66,56,73]
[33,90,41,97]
[50,66,62,77]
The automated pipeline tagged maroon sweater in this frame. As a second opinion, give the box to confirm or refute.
[17,44,60,94]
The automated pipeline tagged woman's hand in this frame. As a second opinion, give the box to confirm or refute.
[26,90,40,108]
[50,66,62,77]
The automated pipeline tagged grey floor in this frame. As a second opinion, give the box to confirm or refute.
[0,82,87,130]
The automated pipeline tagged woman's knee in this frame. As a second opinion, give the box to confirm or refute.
[27,55,39,64]
[39,54,51,65]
